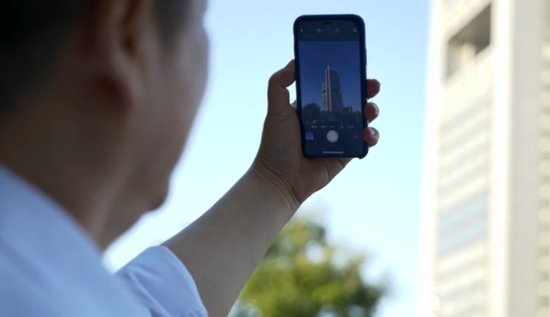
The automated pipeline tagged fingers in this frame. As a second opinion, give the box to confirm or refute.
[363,127,380,147]
[268,60,295,113]
[364,102,379,123]
[367,79,381,98]
[364,79,381,146]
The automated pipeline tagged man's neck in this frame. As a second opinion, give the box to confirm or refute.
[0,112,122,249]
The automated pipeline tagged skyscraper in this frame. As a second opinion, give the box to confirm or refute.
[418,0,550,316]
[321,66,344,112]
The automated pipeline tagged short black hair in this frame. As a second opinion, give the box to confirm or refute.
[0,0,188,117]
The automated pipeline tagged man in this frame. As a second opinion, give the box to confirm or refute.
[0,0,381,316]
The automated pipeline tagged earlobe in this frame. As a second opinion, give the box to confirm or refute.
[91,73,135,112]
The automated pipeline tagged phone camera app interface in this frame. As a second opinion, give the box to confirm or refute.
[297,20,363,156]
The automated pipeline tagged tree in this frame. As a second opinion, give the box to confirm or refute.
[231,218,386,317]
[302,102,321,123]
[303,102,321,114]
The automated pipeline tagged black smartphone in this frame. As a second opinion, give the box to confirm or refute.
[293,14,368,158]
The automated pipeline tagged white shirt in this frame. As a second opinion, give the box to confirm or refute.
[0,166,208,316]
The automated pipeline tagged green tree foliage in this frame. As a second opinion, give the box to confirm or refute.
[232,218,386,317]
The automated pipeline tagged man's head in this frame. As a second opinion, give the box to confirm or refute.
[0,0,209,247]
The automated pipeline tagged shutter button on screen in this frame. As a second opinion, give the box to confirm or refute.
[326,130,339,143]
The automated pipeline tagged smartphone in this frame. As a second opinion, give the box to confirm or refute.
[293,14,368,158]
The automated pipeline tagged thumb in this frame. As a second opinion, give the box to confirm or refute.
[267,60,295,112]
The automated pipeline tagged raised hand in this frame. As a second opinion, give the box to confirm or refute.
[252,60,381,207]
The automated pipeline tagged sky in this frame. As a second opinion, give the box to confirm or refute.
[299,41,361,109]
[103,0,430,316]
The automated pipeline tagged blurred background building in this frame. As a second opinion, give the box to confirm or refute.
[419,0,550,316]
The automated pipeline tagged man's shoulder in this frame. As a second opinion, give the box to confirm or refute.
[0,167,207,316]
[0,245,208,317]
[0,257,49,315]
[0,256,108,316]
[116,246,208,316]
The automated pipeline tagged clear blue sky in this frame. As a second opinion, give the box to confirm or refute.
[104,1,429,316]
[299,41,361,109]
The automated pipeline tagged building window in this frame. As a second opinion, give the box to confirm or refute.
[437,241,486,277]
[438,221,486,254]
[446,4,492,78]
[438,194,488,232]
[438,156,488,196]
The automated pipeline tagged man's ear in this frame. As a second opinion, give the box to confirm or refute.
[76,0,154,112]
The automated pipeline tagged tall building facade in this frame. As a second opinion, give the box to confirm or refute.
[418,0,550,316]
[321,66,344,112]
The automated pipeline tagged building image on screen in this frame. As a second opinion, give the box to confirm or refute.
[322,66,344,112]
[298,40,363,155]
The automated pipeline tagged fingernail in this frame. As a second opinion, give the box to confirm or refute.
[371,102,379,115]
[369,127,378,138]
[285,60,294,69]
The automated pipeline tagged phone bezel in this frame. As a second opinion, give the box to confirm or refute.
[293,14,369,159]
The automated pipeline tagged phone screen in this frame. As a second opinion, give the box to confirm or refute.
[295,18,366,157]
